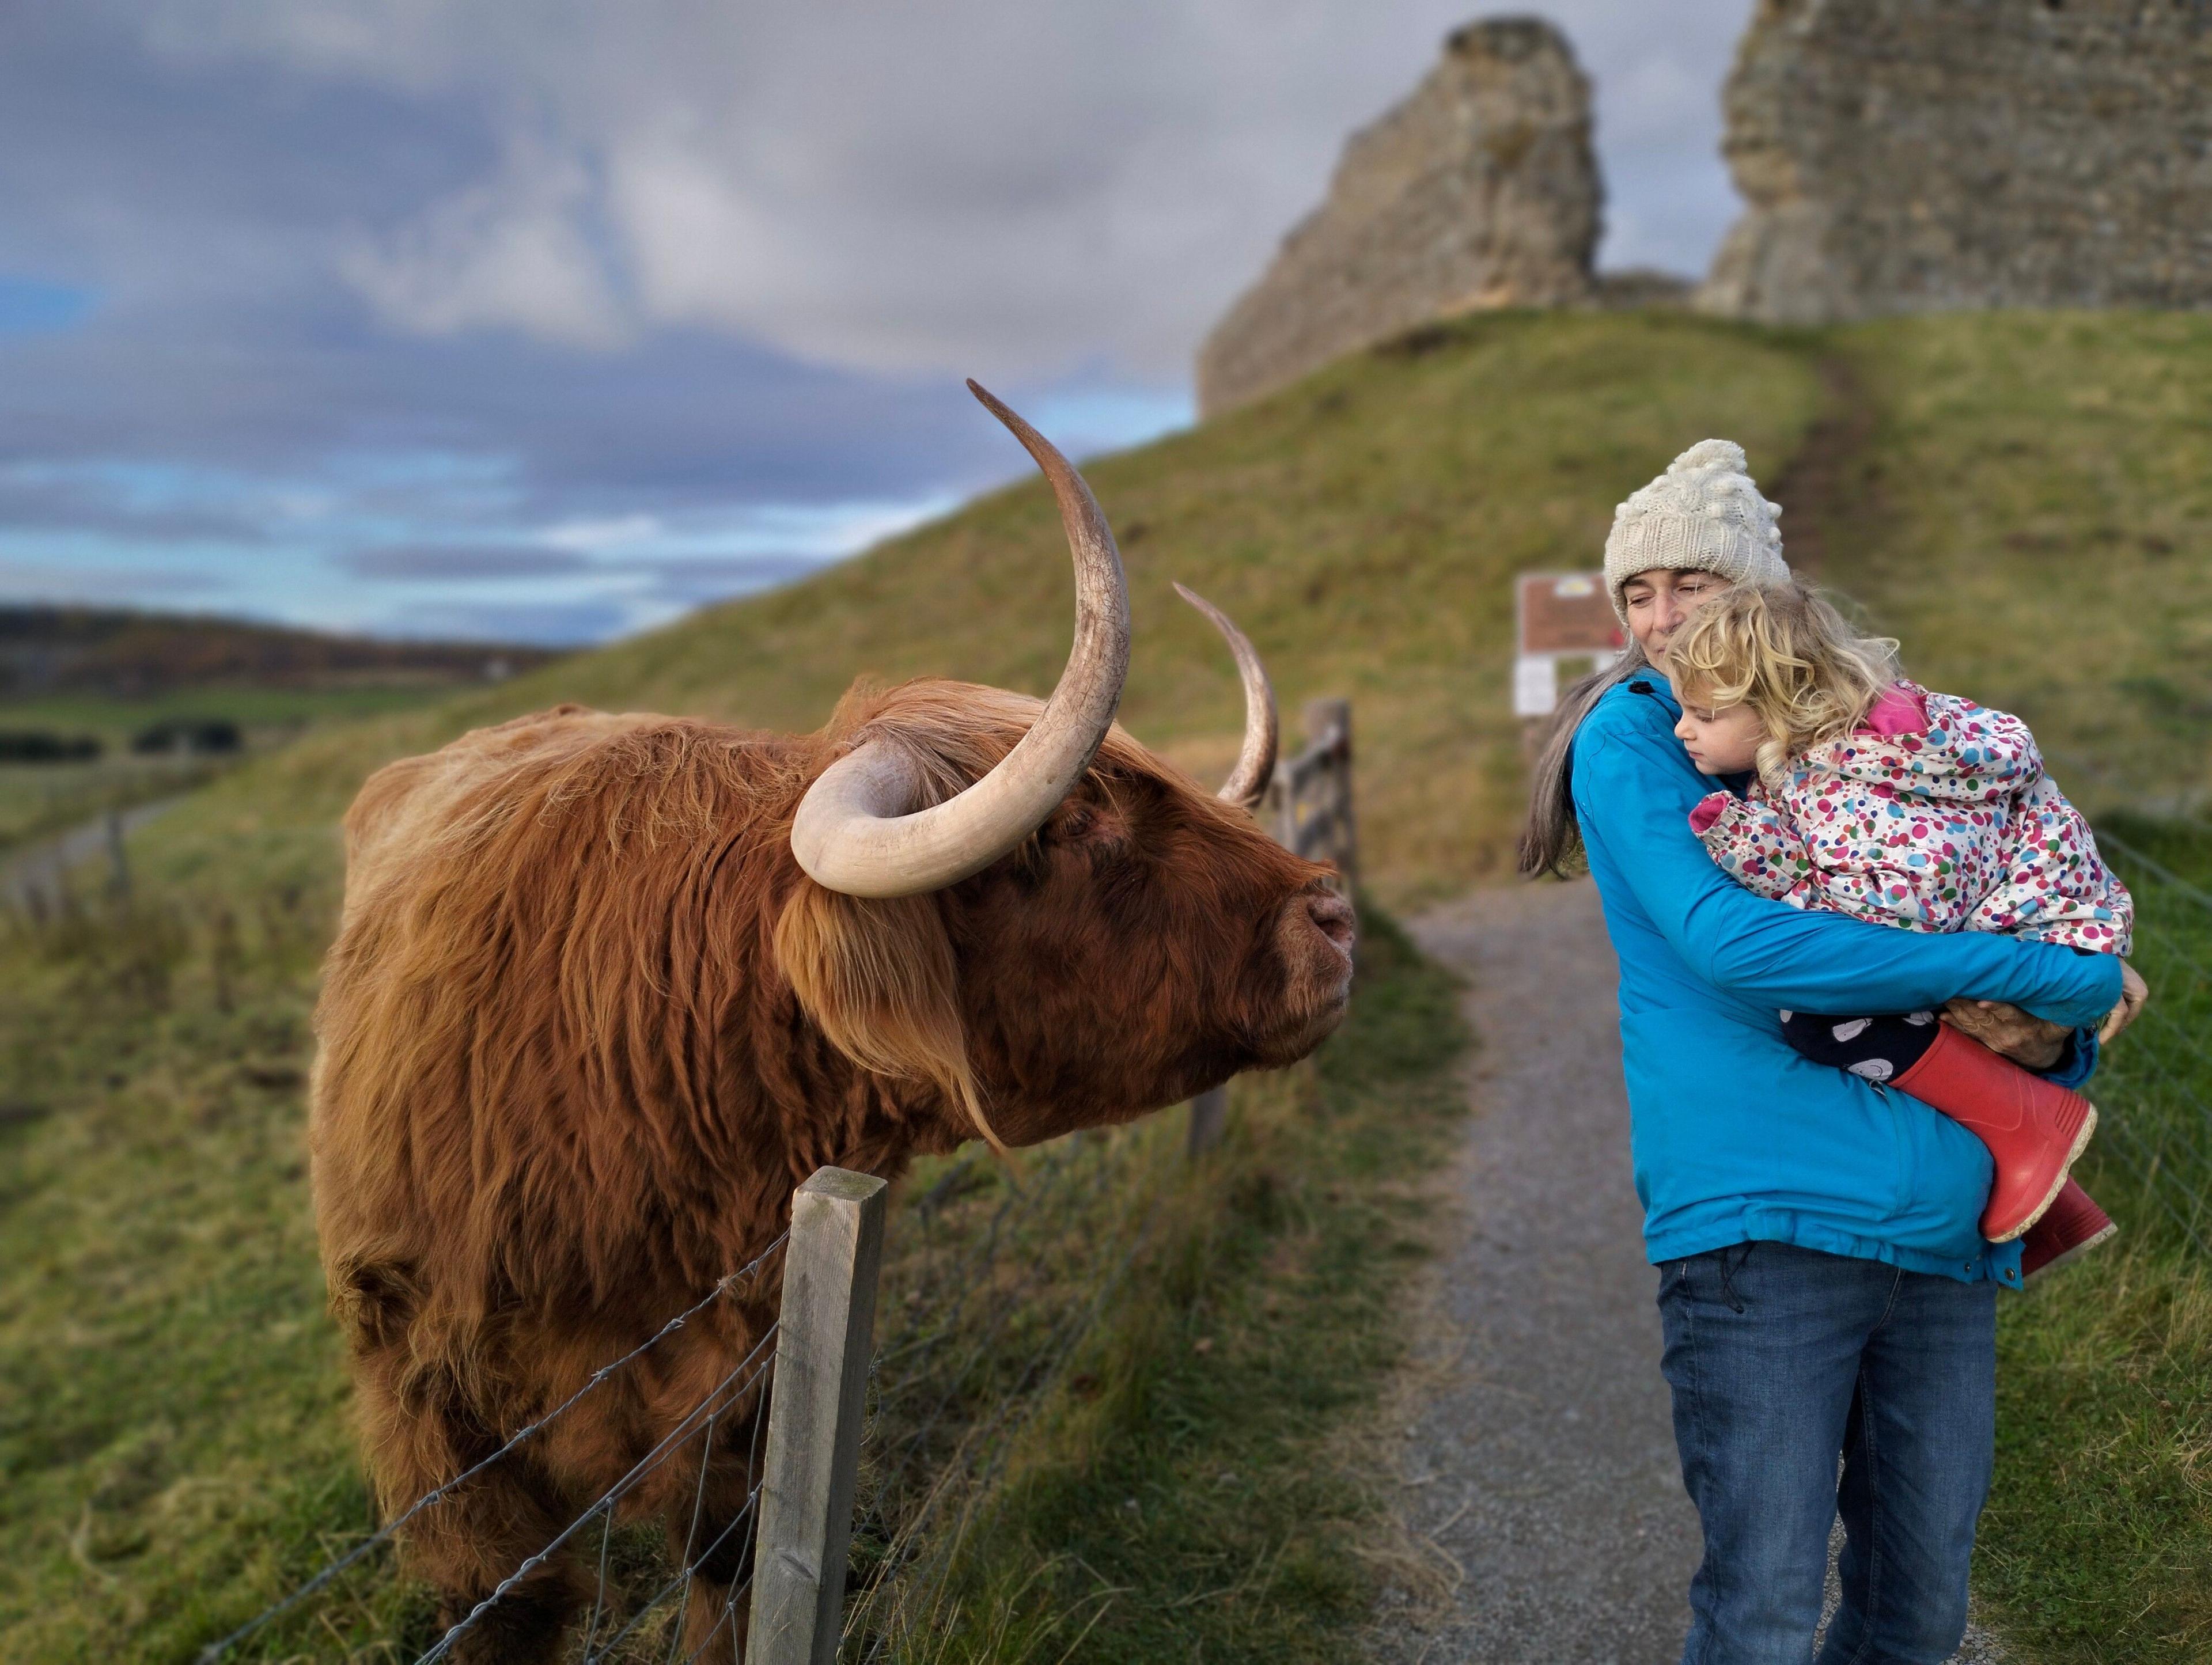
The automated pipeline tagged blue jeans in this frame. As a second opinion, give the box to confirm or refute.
[1656,1241,1998,1665]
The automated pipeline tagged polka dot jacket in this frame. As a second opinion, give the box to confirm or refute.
[1690,681,2134,954]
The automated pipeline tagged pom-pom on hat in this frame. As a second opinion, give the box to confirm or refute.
[1603,438,1790,621]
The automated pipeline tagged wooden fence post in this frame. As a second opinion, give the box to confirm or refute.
[1185,1083,1229,1156]
[749,1167,889,1665]
[1188,696,1357,1162]
[1302,697,1357,885]
[105,809,131,903]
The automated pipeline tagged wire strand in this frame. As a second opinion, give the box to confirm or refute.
[198,1231,788,1665]
[416,1327,782,1663]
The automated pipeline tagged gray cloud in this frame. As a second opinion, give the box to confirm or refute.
[0,556,229,602]
[375,595,633,647]
[0,474,273,543]
[0,2,1755,639]
[642,552,832,605]
[117,1,1751,377]
[342,544,593,580]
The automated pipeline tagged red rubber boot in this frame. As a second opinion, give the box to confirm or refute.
[2020,1179,2118,1280]
[1890,1022,2097,1243]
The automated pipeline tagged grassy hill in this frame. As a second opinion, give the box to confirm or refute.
[148,310,1828,909]
[5,307,2210,1661]
[146,308,2212,916]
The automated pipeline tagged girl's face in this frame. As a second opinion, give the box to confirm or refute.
[1672,693,1765,776]
[1620,568,1726,671]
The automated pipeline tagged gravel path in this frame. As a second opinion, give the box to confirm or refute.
[1369,878,2007,1664]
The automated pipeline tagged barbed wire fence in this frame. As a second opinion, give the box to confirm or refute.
[2092,826,2212,1259]
[196,1230,793,1664]
[830,701,1357,1657]
[1188,697,1354,1155]
[838,1129,1164,1660]
[183,1059,1189,1665]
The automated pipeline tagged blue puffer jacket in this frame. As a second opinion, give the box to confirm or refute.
[1570,676,2119,1286]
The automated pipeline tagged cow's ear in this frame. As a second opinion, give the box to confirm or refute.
[772,881,1003,1153]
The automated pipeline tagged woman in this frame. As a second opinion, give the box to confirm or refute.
[1520,440,2132,1664]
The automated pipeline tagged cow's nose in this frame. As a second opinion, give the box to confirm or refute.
[1306,888,1355,953]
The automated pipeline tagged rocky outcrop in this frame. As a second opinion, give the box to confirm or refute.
[1196,18,1599,415]
[1701,0,2212,324]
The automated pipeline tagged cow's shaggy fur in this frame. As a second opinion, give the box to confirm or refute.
[310,677,1351,1659]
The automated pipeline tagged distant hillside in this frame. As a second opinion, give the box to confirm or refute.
[154,312,1821,905]
[0,605,559,701]
[149,306,2211,909]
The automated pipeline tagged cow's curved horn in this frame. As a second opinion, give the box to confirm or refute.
[1173,582,1277,808]
[790,380,1131,898]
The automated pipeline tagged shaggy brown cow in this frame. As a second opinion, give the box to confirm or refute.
[309,385,1354,1661]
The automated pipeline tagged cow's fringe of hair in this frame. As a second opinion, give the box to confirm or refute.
[774,883,1002,1155]
[774,676,1118,1160]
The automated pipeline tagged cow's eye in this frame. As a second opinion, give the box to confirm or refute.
[1051,801,1130,851]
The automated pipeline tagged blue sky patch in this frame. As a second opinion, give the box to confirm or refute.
[0,276,94,336]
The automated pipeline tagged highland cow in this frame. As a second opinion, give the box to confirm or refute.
[308,385,1355,1660]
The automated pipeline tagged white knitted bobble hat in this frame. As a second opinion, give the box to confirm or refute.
[1603,438,1790,622]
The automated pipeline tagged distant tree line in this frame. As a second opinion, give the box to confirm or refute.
[0,604,558,699]
[130,718,242,756]
[0,730,102,763]
[0,718,245,764]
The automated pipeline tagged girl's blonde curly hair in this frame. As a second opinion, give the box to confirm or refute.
[1668,583,1901,786]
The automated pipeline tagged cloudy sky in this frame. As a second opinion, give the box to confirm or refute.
[0,2,1755,645]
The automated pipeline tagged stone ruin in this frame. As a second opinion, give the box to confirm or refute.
[1700,0,2212,324]
[1195,18,1600,416]
[1195,6,2212,408]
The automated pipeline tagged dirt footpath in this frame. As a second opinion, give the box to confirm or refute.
[1367,878,1697,1663]
[1372,878,2005,1664]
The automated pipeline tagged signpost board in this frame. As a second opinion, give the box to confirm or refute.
[1513,571,1623,718]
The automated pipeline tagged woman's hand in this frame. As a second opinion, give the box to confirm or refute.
[2099,961,2149,1045]
[1941,999,2069,1069]
[1942,959,2148,1062]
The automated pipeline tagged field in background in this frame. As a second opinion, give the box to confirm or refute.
[0,689,467,866]
[0,611,554,864]
[2,307,2209,1658]
[0,684,475,746]
[0,755,211,864]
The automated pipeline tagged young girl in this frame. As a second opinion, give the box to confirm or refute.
[1667,582,2134,1268]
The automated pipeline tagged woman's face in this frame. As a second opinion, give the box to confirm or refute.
[1620,568,1725,671]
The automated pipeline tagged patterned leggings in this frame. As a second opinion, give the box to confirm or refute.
[1780,1008,1943,1083]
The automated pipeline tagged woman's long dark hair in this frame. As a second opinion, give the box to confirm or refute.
[1517,641,1650,878]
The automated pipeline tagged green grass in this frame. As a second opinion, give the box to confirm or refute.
[0,685,493,863]
[1978,816,2212,1664]
[8,306,2212,1658]
[0,684,473,744]
[850,907,1469,1663]
[1809,313,2212,818]
[0,875,373,1661]
[0,756,214,862]
[145,309,1825,909]
[0,881,1465,1663]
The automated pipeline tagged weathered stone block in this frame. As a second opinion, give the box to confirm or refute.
[1701,0,2212,324]
[1196,18,1599,415]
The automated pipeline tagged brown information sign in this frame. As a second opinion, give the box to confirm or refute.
[1517,571,1622,655]
[1513,571,1624,718]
